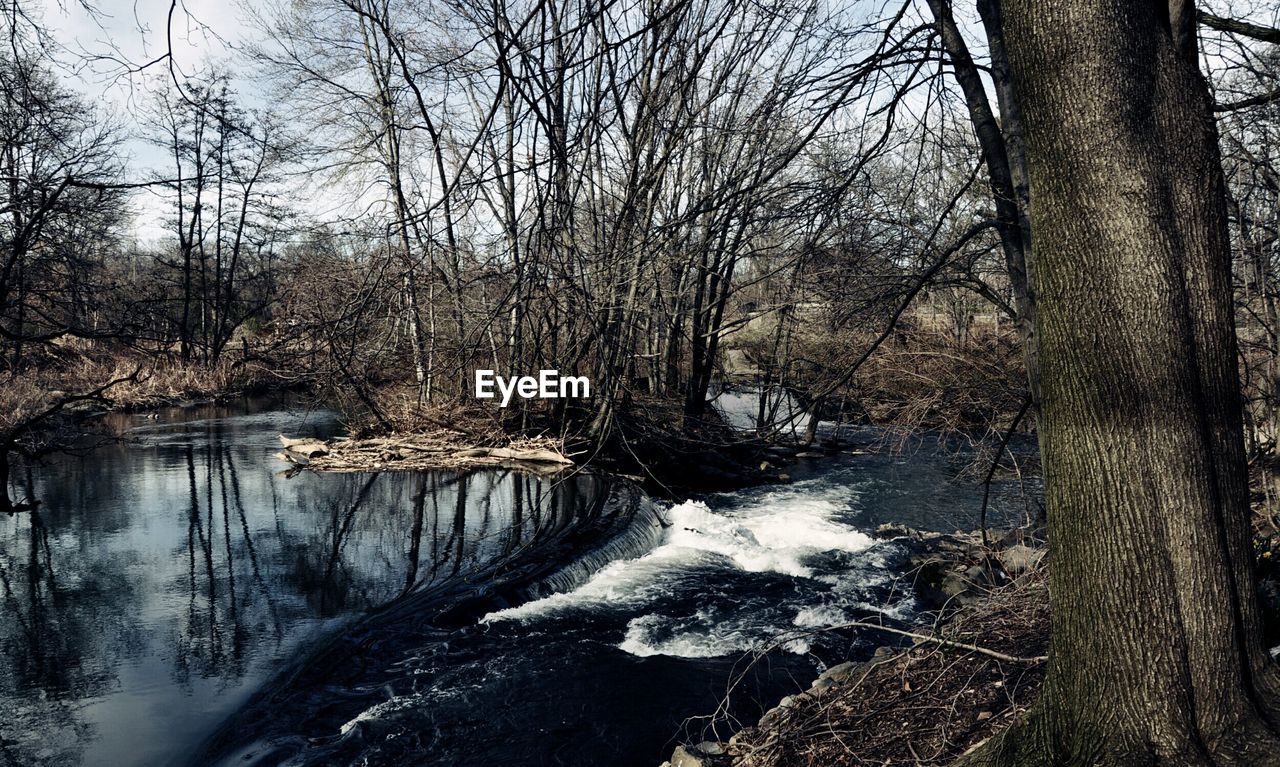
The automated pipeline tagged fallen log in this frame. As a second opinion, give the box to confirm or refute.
[273,432,574,474]
[452,447,573,464]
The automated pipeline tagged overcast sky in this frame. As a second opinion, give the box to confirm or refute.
[39,0,260,241]
[38,0,1280,245]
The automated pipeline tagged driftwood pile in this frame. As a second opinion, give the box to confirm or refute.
[274,433,575,474]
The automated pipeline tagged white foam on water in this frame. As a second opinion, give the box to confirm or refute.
[792,604,850,628]
[661,494,873,579]
[484,481,873,625]
[481,477,913,659]
[338,695,417,736]
[481,548,691,621]
[619,613,753,658]
[618,611,813,657]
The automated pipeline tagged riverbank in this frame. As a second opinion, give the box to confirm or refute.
[0,353,309,508]
[664,515,1280,767]
[661,530,1050,767]
[271,401,828,496]
[2,350,309,427]
[727,579,1045,767]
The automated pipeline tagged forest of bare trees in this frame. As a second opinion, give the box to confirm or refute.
[0,3,1272,481]
[6,0,1280,765]
[0,0,1273,457]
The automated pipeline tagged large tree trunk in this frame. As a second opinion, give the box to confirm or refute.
[958,1,1280,765]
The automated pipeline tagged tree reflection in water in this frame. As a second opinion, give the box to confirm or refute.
[0,404,608,767]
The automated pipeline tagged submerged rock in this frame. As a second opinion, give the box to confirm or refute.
[874,522,922,539]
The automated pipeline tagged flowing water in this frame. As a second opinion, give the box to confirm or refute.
[0,398,1036,767]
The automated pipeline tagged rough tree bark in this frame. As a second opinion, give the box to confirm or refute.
[956,1,1280,765]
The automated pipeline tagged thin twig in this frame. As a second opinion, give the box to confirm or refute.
[979,395,1032,546]
[829,619,1046,665]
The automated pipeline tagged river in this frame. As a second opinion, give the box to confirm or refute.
[0,397,1036,766]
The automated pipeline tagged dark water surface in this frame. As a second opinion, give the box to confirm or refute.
[0,400,618,766]
[0,400,1035,767]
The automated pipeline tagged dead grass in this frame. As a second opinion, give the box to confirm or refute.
[849,329,1027,434]
[367,388,518,440]
[0,350,298,432]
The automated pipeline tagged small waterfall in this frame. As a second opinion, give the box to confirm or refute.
[193,475,668,767]
[398,479,666,625]
[517,483,667,600]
